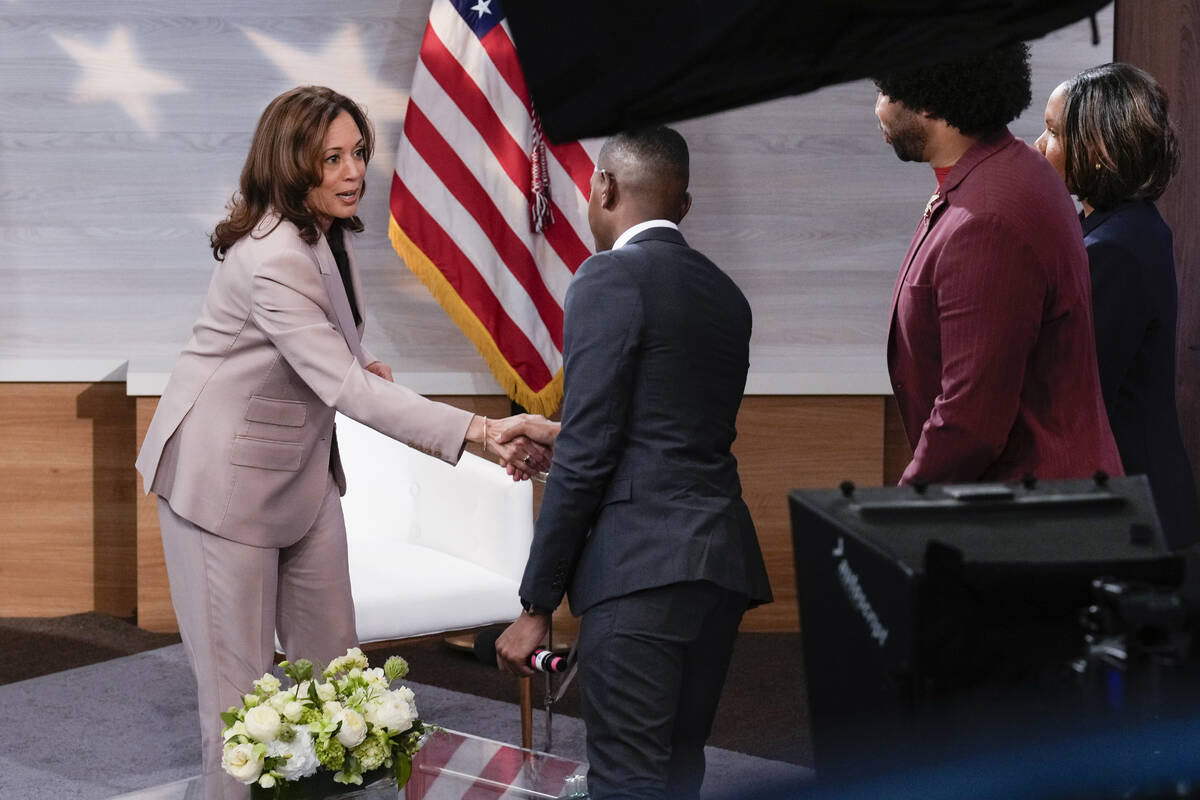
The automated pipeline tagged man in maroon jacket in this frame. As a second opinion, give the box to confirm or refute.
[873,43,1122,485]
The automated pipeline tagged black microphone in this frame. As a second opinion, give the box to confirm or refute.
[473,626,572,673]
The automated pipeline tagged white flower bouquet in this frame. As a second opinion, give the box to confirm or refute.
[220,647,429,798]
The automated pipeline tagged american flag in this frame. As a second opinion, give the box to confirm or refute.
[389,0,598,416]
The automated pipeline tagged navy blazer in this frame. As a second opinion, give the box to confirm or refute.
[1083,200,1200,549]
[519,226,773,615]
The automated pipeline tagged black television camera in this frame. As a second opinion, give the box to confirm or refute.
[788,474,1200,794]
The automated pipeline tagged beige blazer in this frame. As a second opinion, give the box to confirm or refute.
[136,214,473,548]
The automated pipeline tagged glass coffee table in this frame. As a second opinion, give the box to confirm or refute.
[113,729,587,799]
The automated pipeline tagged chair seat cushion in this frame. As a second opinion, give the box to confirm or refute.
[349,542,522,643]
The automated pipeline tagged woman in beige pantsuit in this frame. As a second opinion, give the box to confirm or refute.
[135,86,548,788]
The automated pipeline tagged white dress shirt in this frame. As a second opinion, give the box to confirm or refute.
[611,219,679,250]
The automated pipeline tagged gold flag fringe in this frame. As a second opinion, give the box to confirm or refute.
[389,218,564,417]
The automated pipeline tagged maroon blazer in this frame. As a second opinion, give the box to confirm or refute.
[887,130,1122,484]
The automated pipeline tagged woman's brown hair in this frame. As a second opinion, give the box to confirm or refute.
[210,86,374,260]
[1062,62,1179,212]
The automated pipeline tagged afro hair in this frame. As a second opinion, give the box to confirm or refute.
[873,42,1032,137]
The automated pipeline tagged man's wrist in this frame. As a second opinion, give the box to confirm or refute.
[521,599,553,617]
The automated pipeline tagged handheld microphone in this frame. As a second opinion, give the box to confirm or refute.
[529,647,569,673]
[473,627,573,673]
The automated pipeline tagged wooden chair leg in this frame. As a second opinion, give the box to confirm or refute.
[520,675,533,749]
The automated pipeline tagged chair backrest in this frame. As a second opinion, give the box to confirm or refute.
[334,413,534,582]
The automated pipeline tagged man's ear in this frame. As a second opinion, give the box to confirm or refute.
[601,176,618,210]
[678,191,692,222]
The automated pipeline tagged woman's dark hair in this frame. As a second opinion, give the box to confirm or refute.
[873,42,1031,137]
[211,86,374,260]
[1061,62,1179,211]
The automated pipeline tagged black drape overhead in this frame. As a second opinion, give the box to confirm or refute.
[504,0,1111,143]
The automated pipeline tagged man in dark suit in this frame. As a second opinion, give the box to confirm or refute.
[873,43,1122,484]
[494,127,772,799]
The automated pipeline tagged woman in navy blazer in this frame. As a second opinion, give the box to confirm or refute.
[1036,63,1200,549]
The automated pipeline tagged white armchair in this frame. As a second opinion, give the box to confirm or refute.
[333,412,533,644]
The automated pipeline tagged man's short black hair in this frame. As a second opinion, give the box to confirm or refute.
[600,125,689,185]
[873,42,1032,137]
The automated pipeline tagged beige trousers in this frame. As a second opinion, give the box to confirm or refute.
[158,470,358,785]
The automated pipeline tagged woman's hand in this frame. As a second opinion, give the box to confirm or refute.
[364,360,393,382]
[465,415,552,480]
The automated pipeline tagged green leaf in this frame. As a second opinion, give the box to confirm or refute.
[394,751,413,789]
[307,681,319,705]
[220,710,239,728]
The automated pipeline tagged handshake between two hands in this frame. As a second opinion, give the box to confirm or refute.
[475,412,561,482]
[364,360,557,480]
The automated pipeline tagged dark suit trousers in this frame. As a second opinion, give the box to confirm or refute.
[577,580,748,799]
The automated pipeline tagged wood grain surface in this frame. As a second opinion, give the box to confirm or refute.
[0,384,136,617]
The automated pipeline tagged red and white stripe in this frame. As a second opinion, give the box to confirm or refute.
[406,729,584,798]
[391,0,598,408]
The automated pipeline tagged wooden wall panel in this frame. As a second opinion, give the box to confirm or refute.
[0,383,136,617]
[134,395,173,631]
[883,395,914,487]
[1115,0,1200,513]
[734,396,885,632]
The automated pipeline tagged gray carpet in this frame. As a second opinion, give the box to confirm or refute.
[0,644,810,799]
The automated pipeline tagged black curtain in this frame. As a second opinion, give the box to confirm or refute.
[504,0,1111,143]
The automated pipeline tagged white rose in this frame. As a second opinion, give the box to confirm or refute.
[254,673,282,694]
[316,682,337,702]
[244,705,282,742]
[268,691,291,713]
[323,700,343,716]
[222,742,263,784]
[367,688,416,733]
[266,727,320,781]
[335,708,368,748]
[283,700,305,723]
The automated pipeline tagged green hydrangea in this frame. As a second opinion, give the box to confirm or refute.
[314,736,346,771]
[352,732,390,772]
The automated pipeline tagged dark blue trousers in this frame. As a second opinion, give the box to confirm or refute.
[577,580,748,799]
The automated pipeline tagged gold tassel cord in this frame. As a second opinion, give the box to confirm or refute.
[388,218,564,417]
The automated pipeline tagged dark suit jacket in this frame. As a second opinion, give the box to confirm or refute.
[888,129,1123,484]
[519,226,772,616]
[1084,200,1200,549]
